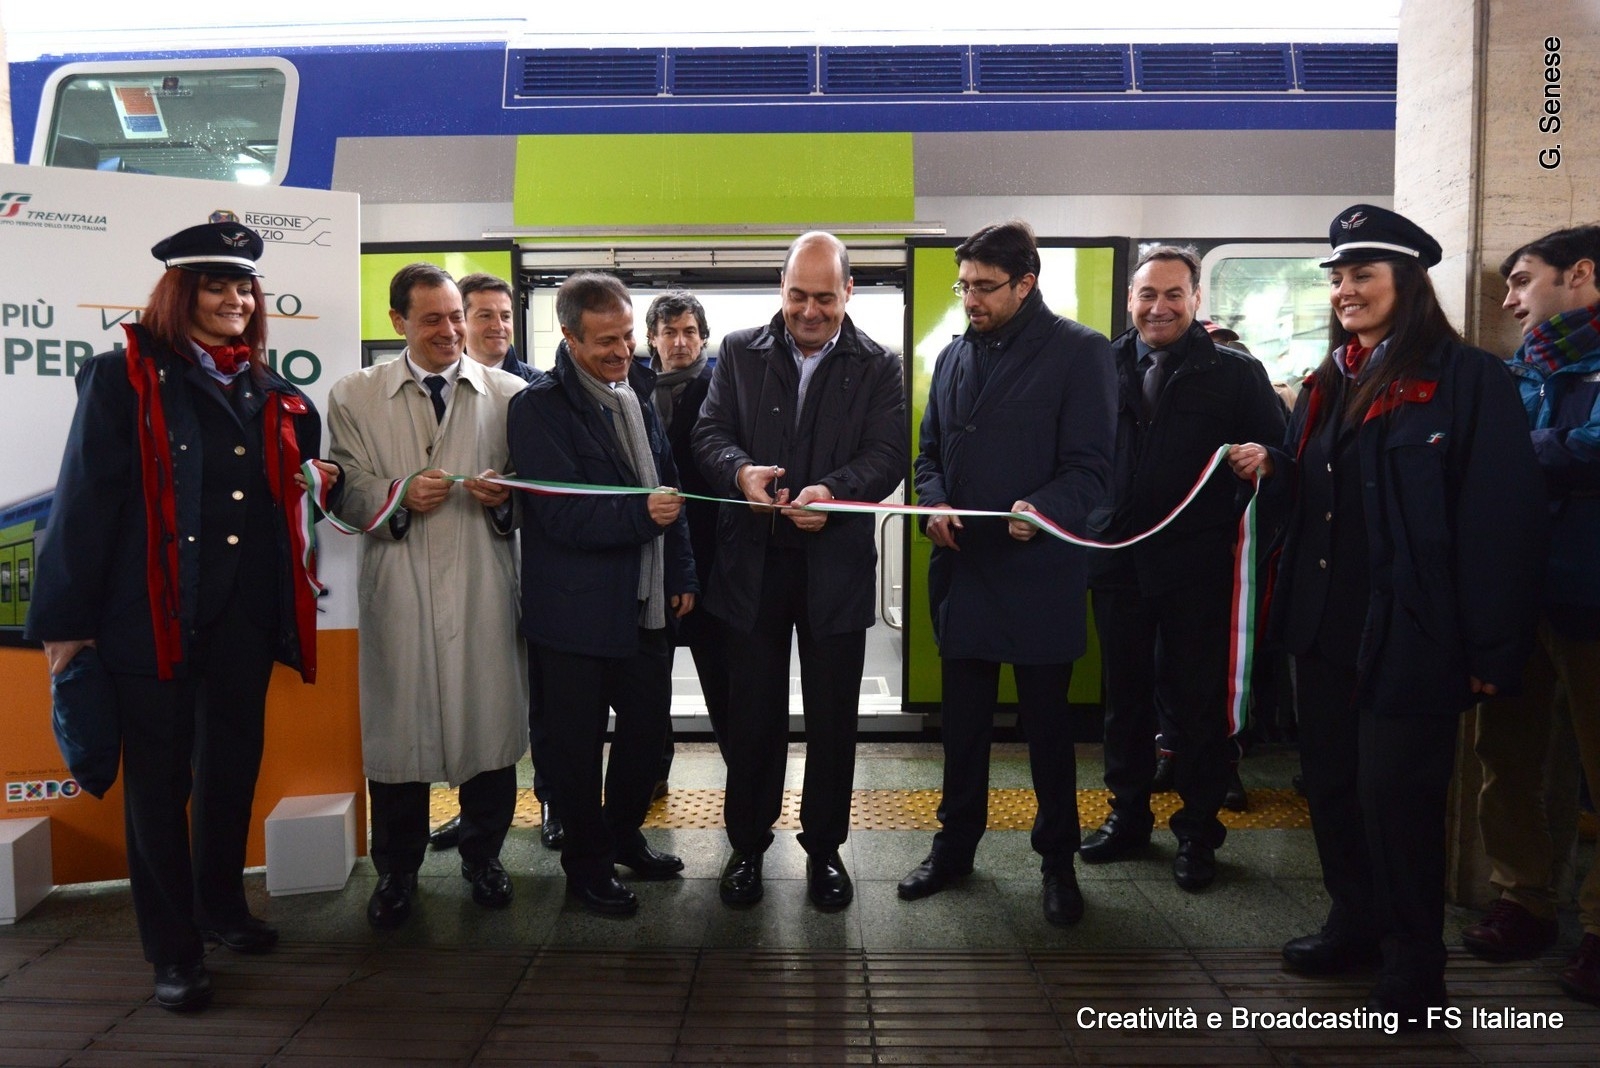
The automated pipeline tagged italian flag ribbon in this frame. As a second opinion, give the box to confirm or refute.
[302,447,1262,733]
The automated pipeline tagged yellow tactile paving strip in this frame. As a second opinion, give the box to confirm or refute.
[432,786,1315,831]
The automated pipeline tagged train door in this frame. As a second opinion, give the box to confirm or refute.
[0,547,14,628]
[901,238,1128,736]
[1198,242,1332,390]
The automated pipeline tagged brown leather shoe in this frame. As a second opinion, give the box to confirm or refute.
[1559,933,1600,1004]
[1461,899,1558,961]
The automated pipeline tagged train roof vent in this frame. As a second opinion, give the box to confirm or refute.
[513,49,662,98]
[820,46,967,94]
[1294,43,1398,91]
[973,45,1131,93]
[1133,44,1293,91]
[669,48,814,96]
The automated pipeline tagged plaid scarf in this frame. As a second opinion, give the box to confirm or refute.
[1522,302,1600,376]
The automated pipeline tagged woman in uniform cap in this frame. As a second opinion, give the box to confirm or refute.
[27,221,340,1012]
[1226,204,1546,1022]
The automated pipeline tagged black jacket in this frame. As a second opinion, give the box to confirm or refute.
[656,361,719,645]
[1267,339,1547,714]
[914,290,1116,663]
[508,344,697,658]
[1089,320,1287,595]
[27,326,328,677]
[692,311,907,637]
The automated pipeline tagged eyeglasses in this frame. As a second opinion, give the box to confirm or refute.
[952,277,1016,297]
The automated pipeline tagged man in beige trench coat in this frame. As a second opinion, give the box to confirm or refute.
[327,263,530,929]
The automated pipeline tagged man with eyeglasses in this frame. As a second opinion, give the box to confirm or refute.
[1081,246,1285,892]
[896,220,1115,926]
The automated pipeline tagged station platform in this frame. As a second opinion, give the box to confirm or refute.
[1,743,1594,1065]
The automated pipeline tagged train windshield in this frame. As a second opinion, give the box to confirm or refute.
[35,59,297,185]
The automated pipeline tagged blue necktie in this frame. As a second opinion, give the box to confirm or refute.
[424,375,447,423]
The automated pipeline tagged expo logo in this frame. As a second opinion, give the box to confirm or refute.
[6,779,83,802]
[0,192,33,219]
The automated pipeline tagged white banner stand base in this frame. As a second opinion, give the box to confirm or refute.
[0,818,53,924]
[265,793,356,896]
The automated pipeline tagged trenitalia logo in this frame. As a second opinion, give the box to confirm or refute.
[0,192,33,218]
[6,779,84,802]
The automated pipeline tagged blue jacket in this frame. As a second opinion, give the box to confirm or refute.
[915,290,1115,663]
[1507,324,1600,611]
[508,345,697,658]
[1267,339,1546,713]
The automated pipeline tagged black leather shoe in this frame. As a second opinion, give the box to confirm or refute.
[1223,768,1249,812]
[428,814,462,851]
[540,802,565,850]
[719,851,764,906]
[366,871,417,929]
[200,915,279,954]
[897,854,972,901]
[615,839,684,879]
[1365,974,1447,1031]
[1151,752,1175,792]
[651,779,669,802]
[1282,930,1383,975]
[1079,814,1152,864]
[807,851,853,910]
[153,962,213,1012]
[568,875,638,916]
[462,857,513,909]
[1173,839,1216,891]
[1043,870,1084,927]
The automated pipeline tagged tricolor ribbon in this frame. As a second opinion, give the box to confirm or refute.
[303,447,1263,733]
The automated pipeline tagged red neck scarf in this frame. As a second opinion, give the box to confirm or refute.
[196,340,252,376]
[1341,339,1374,378]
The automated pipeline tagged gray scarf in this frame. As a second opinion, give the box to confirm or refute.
[572,359,666,630]
[650,352,708,429]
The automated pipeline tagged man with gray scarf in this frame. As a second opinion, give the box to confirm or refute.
[646,291,729,764]
[508,272,699,917]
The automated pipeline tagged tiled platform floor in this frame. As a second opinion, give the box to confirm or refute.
[1,743,1594,1065]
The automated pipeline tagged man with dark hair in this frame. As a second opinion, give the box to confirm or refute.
[645,290,729,763]
[426,271,565,854]
[694,232,907,911]
[1082,244,1285,891]
[1466,224,1600,1004]
[458,272,536,382]
[327,264,530,929]
[509,271,697,917]
[896,220,1115,925]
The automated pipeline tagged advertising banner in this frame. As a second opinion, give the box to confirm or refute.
[0,162,364,884]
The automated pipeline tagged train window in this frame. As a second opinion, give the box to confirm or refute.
[1200,243,1329,389]
[32,58,298,185]
[17,558,30,603]
[1,561,10,605]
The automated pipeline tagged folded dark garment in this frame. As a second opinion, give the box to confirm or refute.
[50,646,120,799]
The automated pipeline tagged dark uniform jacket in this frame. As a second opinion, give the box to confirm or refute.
[692,311,907,638]
[1267,339,1547,714]
[1089,320,1287,595]
[914,289,1116,664]
[27,325,327,678]
[508,344,697,659]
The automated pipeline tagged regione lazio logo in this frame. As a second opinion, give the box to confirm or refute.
[209,209,240,223]
[0,191,32,218]
[1342,210,1369,231]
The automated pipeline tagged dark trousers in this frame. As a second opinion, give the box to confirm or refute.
[661,621,732,779]
[113,597,274,966]
[723,549,864,858]
[531,628,672,885]
[934,658,1080,874]
[1296,652,1460,986]
[368,766,516,875]
[1093,579,1232,847]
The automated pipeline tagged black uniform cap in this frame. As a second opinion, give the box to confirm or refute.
[150,222,265,277]
[1319,204,1443,269]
